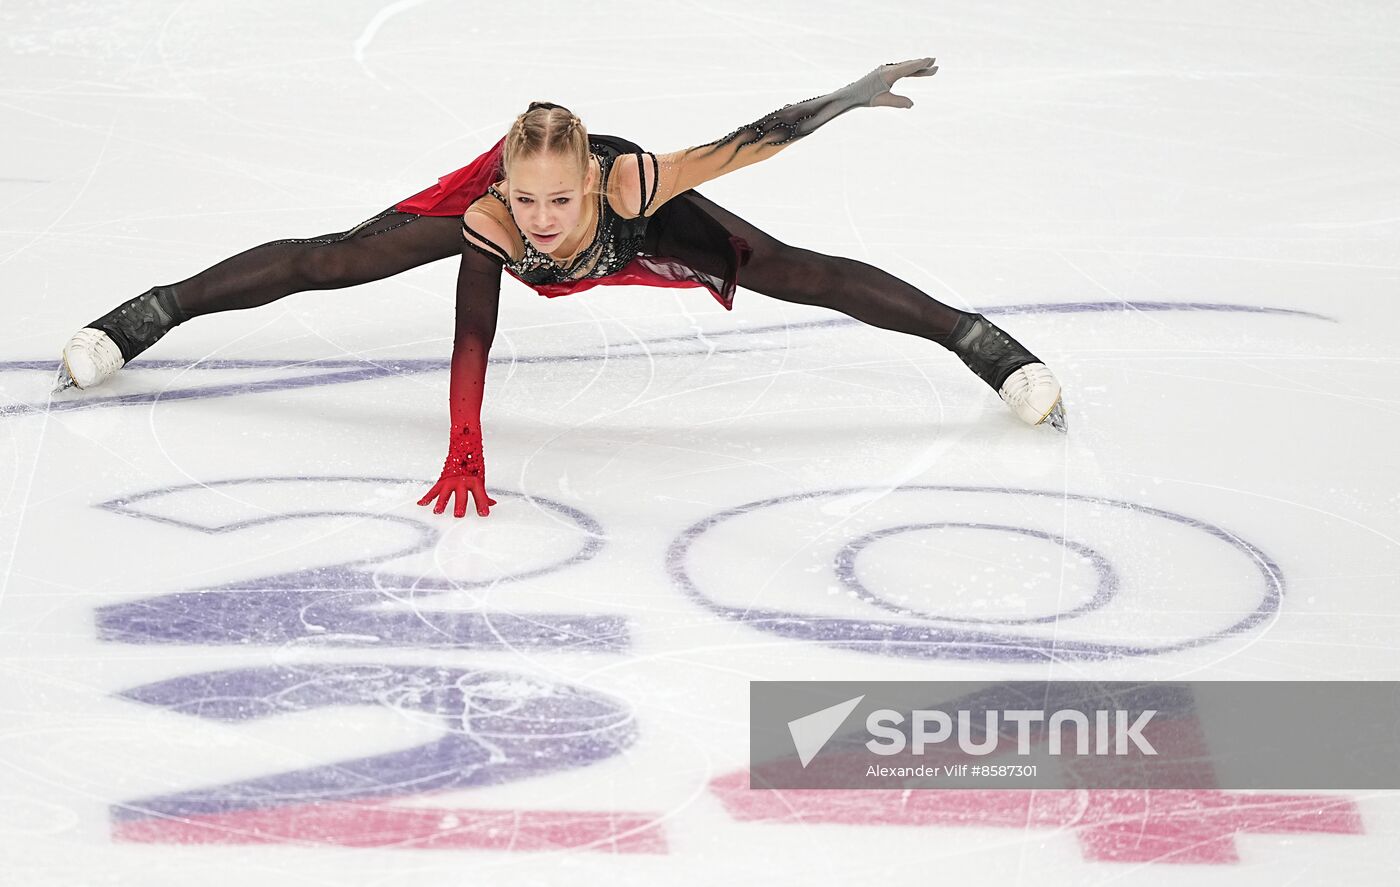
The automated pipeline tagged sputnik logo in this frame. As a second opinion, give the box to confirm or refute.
[787,695,864,767]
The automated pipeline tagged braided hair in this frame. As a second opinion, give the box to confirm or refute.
[502,101,591,179]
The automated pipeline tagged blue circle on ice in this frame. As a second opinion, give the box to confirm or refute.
[833,522,1118,625]
[666,485,1284,663]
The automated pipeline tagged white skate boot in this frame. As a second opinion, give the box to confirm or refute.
[52,286,187,395]
[998,362,1066,432]
[948,313,1067,432]
[56,328,126,392]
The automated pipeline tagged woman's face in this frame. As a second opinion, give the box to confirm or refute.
[506,152,595,254]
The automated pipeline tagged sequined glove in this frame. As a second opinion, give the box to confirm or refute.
[419,422,496,518]
[844,58,939,109]
[417,258,499,519]
[702,57,939,156]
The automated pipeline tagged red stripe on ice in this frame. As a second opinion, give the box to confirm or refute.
[113,801,668,854]
[711,772,1361,865]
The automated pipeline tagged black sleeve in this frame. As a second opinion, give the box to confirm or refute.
[461,222,513,265]
[638,151,661,217]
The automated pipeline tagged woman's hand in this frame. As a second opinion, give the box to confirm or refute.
[418,471,496,518]
[417,423,496,518]
[851,57,938,109]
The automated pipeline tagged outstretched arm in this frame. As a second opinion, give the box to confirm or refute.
[630,58,937,217]
[417,244,503,518]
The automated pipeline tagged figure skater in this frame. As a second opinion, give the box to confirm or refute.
[57,58,1065,520]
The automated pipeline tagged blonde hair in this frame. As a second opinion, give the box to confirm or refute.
[503,101,591,179]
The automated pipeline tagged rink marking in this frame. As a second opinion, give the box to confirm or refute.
[668,485,1283,662]
[93,476,622,649]
[113,802,667,853]
[712,772,1362,864]
[3,300,1333,419]
[727,682,1364,864]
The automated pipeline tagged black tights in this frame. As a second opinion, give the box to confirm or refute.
[169,208,465,318]
[677,194,968,344]
[162,201,968,346]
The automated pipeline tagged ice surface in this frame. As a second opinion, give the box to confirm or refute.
[3,1,1399,883]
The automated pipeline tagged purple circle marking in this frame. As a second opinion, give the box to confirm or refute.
[666,485,1283,663]
[834,522,1118,625]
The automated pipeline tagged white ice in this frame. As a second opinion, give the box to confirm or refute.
[2,1,1399,884]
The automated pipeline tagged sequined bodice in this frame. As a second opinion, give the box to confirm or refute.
[486,140,649,285]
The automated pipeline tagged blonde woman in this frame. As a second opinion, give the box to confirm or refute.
[59,58,1065,520]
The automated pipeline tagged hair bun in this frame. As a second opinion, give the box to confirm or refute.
[527,101,560,112]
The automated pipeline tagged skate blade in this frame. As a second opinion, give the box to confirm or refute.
[51,360,78,396]
[1041,399,1068,433]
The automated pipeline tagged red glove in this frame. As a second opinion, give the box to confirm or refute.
[418,248,502,518]
[418,420,496,517]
